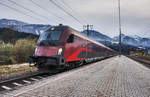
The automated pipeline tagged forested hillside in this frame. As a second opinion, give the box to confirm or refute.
[0,28,38,44]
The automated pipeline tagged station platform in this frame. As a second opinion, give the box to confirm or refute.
[3,56,150,97]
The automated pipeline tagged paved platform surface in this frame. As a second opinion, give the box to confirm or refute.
[2,56,150,97]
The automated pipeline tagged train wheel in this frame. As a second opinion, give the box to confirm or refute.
[66,62,76,69]
[78,60,84,66]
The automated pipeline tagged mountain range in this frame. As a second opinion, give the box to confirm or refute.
[0,19,150,48]
[0,19,51,35]
[82,30,150,48]
[113,34,150,48]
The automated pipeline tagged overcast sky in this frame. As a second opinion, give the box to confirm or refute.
[0,0,150,37]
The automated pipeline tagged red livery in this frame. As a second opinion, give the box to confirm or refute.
[29,24,116,69]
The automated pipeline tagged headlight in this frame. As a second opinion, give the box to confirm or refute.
[58,48,63,55]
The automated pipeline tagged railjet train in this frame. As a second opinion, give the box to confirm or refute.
[29,24,116,69]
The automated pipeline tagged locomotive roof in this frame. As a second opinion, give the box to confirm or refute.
[50,25,114,52]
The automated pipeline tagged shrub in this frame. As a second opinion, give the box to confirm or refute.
[0,39,36,65]
[14,39,36,63]
[0,40,3,45]
[0,43,15,64]
[9,56,17,64]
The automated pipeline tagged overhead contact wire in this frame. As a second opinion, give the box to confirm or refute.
[8,0,55,23]
[30,0,64,21]
[0,1,42,22]
[60,0,88,24]
[49,0,83,25]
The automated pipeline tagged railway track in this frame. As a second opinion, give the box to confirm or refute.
[0,69,64,93]
[127,56,150,69]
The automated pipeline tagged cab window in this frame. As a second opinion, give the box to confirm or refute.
[67,34,74,43]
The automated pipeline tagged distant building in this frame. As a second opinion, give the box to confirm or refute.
[129,47,148,56]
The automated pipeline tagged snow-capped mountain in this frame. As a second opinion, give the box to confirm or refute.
[113,34,150,47]
[129,35,142,41]
[139,38,150,47]
[82,30,150,48]
[82,30,113,46]
[0,19,51,35]
[0,19,27,26]
[82,30,112,41]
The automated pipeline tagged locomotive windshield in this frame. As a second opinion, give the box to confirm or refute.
[39,30,62,41]
[37,30,62,46]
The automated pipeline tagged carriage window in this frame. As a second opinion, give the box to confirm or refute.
[92,45,105,52]
[67,34,74,43]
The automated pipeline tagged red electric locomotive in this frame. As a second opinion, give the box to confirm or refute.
[29,24,115,69]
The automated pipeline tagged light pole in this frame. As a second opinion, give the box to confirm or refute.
[118,0,122,56]
[83,25,93,59]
